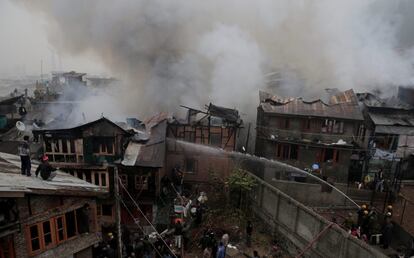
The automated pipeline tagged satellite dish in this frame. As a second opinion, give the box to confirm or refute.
[16,121,26,131]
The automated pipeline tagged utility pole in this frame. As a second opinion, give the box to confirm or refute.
[114,167,123,258]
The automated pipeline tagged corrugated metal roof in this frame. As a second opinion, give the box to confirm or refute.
[369,112,414,126]
[121,120,167,168]
[0,152,107,196]
[375,126,414,135]
[260,89,363,120]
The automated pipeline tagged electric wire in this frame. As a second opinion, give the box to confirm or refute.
[117,178,178,258]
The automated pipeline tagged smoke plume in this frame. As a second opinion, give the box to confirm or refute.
[19,0,414,120]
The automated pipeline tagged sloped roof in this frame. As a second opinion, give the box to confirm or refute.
[33,117,130,134]
[0,152,107,197]
[121,120,167,168]
[259,89,363,120]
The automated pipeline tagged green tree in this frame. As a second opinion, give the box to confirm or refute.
[227,168,257,208]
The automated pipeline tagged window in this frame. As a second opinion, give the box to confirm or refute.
[42,221,54,248]
[65,211,77,238]
[135,176,148,190]
[321,119,344,134]
[29,225,41,252]
[276,144,298,160]
[210,133,222,147]
[375,134,398,151]
[26,208,88,256]
[52,139,60,153]
[303,119,311,130]
[357,124,366,140]
[44,139,52,152]
[91,171,109,188]
[185,158,198,174]
[279,118,290,129]
[320,148,340,163]
[56,216,65,243]
[93,138,114,155]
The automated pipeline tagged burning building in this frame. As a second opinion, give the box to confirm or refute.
[165,103,243,185]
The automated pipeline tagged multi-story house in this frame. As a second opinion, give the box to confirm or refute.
[32,117,132,232]
[0,152,105,258]
[255,89,367,183]
[358,90,414,180]
[166,103,243,184]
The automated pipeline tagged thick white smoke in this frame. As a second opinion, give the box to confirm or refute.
[18,0,414,120]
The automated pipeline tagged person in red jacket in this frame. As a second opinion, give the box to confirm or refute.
[35,155,57,181]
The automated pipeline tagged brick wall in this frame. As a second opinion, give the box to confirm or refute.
[13,195,99,258]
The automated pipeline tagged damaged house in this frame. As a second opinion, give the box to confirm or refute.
[255,89,367,183]
[32,117,132,233]
[358,88,414,180]
[0,152,106,258]
[166,103,242,184]
[118,118,167,229]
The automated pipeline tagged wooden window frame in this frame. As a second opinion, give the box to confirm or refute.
[93,138,115,155]
[91,171,110,189]
[55,215,67,244]
[27,219,57,256]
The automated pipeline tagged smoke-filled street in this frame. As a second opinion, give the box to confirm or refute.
[0,1,414,258]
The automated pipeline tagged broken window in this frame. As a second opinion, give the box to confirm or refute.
[93,138,115,155]
[135,175,148,190]
[185,158,198,174]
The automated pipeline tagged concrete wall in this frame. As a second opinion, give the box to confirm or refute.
[248,173,387,258]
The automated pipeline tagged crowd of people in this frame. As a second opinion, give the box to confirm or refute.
[341,204,394,249]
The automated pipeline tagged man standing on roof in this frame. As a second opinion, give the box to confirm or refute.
[18,135,31,176]
[35,155,57,181]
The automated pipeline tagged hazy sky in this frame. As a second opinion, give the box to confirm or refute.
[0,0,108,77]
